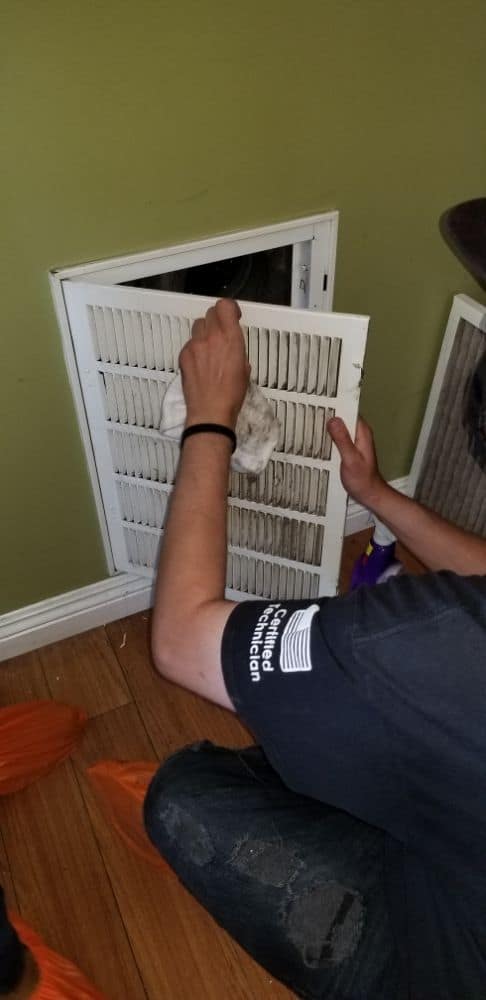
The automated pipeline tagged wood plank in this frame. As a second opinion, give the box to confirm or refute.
[0,649,50,704]
[40,627,131,718]
[106,615,253,759]
[0,828,19,912]
[0,757,146,999]
[0,530,422,1000]
[73,703,292,1000]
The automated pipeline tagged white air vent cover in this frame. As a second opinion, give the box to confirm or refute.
[63,282,368,599]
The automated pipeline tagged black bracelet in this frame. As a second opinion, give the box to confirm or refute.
[181,423,237,453]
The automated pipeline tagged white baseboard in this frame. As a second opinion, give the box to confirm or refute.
[0,475,409,663]
[0,574,154,663]
[344,476,409,536]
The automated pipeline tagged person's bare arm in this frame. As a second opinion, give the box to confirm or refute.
[328,417,486,575]
[151,299,250,708]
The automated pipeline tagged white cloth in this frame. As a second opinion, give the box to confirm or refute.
[160,375,280,475]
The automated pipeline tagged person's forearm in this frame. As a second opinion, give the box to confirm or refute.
[150,298,248,706]
[152,433,232,660]
[328,415,486,576]
[370,482,486,575]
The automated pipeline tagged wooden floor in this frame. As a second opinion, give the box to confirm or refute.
[0,531,420,998]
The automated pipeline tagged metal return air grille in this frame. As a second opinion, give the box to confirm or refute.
[97,309,336,597]
[63,283,368,598]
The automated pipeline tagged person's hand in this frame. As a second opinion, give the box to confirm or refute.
[328,416,387,508]
[179,299,250,430]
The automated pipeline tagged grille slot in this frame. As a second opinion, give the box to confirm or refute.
[228,507,324,565]
[117,482,169,529]
[269,399,335,459]
[89,306,190,370]
[109,429,179,482]
[101,373,168,428]
[229,461,328,515]
[123,524,320,600]
[117,480,324,566]
[242,326,342,396]
[89,305,343,397]
[226,551,320,600]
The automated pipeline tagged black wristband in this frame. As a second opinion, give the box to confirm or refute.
[181,423,237,453]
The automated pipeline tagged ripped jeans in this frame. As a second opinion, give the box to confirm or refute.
[144,742,403,1000]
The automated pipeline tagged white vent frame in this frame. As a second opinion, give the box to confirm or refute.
[51,214,339,575]
[409,293,486,496]
[52,213,338,304]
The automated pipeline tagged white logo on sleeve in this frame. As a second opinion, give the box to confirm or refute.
[279,604,320,673]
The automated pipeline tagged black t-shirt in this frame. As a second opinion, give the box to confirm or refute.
[222,571,486,999]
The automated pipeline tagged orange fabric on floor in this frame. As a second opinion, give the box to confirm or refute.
[0,702,87,795]
[88,760,173,874]
[10,915,106,999]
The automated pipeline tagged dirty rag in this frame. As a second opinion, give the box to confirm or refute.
[160,375,280,475]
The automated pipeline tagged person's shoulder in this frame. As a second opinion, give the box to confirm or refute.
[325,571,486,642]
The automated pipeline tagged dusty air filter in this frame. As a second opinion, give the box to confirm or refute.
[410,294,486,536]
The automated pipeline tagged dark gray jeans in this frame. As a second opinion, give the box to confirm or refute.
[0,889,23,994]
[144,741,403,1000]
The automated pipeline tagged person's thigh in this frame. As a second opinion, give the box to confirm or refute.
[144,742,404,1000]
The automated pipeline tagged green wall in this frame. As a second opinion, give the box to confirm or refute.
[2,0,485,614]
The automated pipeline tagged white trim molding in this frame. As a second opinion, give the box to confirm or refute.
[0,474,408,663]
[0,574,154,662]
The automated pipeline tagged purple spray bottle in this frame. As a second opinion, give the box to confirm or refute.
[350,518,403,590]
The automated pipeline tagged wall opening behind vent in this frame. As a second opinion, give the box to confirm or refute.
[53,212,338,312]
[123,245,294,306]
